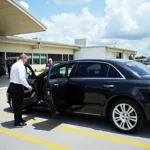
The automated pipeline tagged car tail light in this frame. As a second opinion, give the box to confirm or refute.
[148,86,150,91]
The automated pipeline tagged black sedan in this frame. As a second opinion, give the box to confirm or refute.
[7,59,150,133]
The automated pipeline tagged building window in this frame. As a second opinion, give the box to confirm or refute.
[69,55,74,60]
[41,54,47,64]
[116,52,122,59]
[6,52,21,60]
[25,53,32,64]
[0,52,5,64]
[50,64,67,79]
[33,53,40,64]
[6,52,22,64]
[63,54,68,61]
[48,54,62,61]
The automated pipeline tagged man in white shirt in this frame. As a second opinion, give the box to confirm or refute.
[10,54,32,127]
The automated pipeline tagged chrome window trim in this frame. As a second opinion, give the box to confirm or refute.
[74,61,126,79]
[70,78,125,80]
[108,63,125,79]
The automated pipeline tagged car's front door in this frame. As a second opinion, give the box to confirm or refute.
[22,64,38,108]
[70,61,124,115]
[46,62,69,113]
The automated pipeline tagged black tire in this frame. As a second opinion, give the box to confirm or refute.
[109,98,145,134]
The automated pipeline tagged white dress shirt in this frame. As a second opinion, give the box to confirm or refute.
[10,60,30,88]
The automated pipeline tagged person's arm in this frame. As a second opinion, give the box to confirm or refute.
[17,66,30,88]
[45,64,49,69]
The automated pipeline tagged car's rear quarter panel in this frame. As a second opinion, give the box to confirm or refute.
[103,79,150,120]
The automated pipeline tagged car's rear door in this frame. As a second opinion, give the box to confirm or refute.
[70,61,124,115]
[46,62,69,113]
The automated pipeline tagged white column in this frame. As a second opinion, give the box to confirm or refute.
[39,53,41,64]
[31,53,33,64]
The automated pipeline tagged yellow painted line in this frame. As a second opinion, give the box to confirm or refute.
[0,128,71,150]
[0,98,6,101]
[1,113,150,149]
[0,91,6,93]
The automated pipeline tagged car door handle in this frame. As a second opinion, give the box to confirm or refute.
[103,85,114,88]
[54,83,59,87]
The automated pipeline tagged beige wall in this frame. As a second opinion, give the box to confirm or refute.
[123,53,129,59]
[107,51,115,58]
[107,48,132,59]
[0,43,74,54]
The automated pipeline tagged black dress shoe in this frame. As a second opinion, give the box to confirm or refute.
[14,122,27,127]
[21,119,27,123]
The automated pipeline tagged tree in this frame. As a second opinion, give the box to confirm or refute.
[129,55,134,60]
[135,56,146,59]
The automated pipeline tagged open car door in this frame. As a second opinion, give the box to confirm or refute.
[23,64,38,108]
[45,62,69,114]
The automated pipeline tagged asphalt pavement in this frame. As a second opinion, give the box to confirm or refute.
[0,89,150,150]
[0,76,9,89]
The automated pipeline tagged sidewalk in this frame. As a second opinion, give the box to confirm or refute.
[0,75,9,90]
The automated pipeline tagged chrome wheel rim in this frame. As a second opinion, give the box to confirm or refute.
[112,103,138,131]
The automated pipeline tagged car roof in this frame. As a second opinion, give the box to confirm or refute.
[70,59,132,64]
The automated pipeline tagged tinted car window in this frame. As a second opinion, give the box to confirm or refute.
[68,62,77,78]
[107,65,122,78]
[76,62,109,78]
[50,64,67,79]
[126,61,150,76]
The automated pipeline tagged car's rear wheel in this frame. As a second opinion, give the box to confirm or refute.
[109,99,145,133]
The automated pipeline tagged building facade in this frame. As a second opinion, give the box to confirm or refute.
[74,42,136,60]
[0,36,79,70]
[0,36,137,71]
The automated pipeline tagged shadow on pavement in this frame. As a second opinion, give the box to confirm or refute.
[2,107,150,139]
[3,107,12,113]
[30,109,150,139]
[1,115,36,129]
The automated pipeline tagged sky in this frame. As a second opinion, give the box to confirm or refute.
[17,0,150,56]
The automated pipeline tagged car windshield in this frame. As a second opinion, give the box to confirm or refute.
[125,61,150,76]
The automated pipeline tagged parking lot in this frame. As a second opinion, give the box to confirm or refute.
[0,88,150,150]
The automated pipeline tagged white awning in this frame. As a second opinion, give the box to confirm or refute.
[0,0,47,36]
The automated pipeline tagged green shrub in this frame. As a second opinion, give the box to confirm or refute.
[41,68,46,72]
[33,68,45,72]
[34,69,37,72]
[27,71,31,74]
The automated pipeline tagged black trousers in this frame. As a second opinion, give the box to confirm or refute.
[8,68,11,78]
[10,83,24,124]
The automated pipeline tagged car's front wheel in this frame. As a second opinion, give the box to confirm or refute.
[109,99,145,133]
